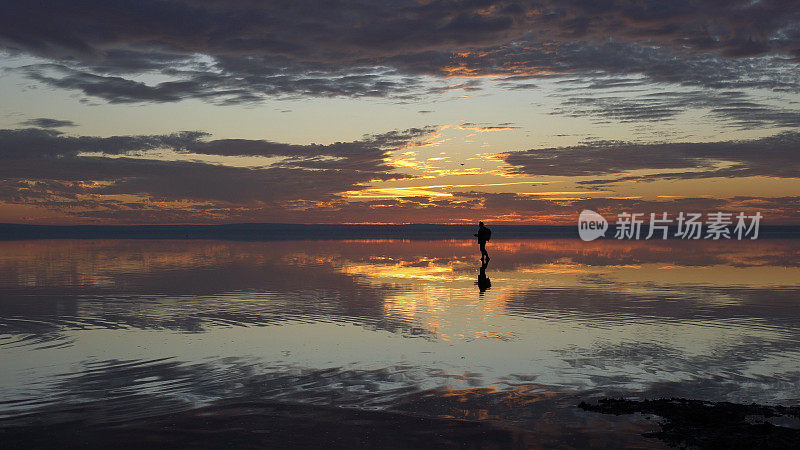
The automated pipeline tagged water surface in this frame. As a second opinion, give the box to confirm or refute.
[1,238,799,446]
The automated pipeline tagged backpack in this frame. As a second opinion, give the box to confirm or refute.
[485,227,491,241]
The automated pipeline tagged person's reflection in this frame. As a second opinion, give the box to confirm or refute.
[476,259,491,294]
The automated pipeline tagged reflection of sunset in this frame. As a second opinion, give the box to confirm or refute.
[4,238,800,293]
[341,259,464,282]
[2,238,799,344]
[3,237,800,445]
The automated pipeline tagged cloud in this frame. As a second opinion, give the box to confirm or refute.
[0,127,208,159]
[458,122,519,132]
[500,131,800,180]
[1,0,799,105]
[18,118,77,128]
[0,125,440,222]
[256,191,800,225]
[18,63,433,104]
[440,39,800,92]
[1,124,798,223]
[549,88,800,128]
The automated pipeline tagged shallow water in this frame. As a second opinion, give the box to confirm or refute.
[1,238,799,444]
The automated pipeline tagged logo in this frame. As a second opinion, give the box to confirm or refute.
[578,209,608,241]
[577,210,761,241]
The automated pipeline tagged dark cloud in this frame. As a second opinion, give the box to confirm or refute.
[458,122,519,132]
[501,131,800,180]
[0,127,208,159]
[550,88,800,128]
[1,121,798,223]
[202,191,798,225]
[19,63,429,104]
[1,1,799,105]
[0,125,437,221]
[18,118,77,128]
[441,39,800,92]
[1,124,797,223]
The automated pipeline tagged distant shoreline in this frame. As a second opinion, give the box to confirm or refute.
[1,223,799,241]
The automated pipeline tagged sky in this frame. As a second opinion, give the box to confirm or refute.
[0,0,799,225]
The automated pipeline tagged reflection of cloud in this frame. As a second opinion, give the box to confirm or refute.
[3,238,800,424]
[0,240,435,344]
[12,237,797,347]
[11,358,653,448]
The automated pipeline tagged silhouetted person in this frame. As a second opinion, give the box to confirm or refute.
[474,221,491,262]
[476,259,491,293]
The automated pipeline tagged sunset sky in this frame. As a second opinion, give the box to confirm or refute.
[1,0,799,224]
